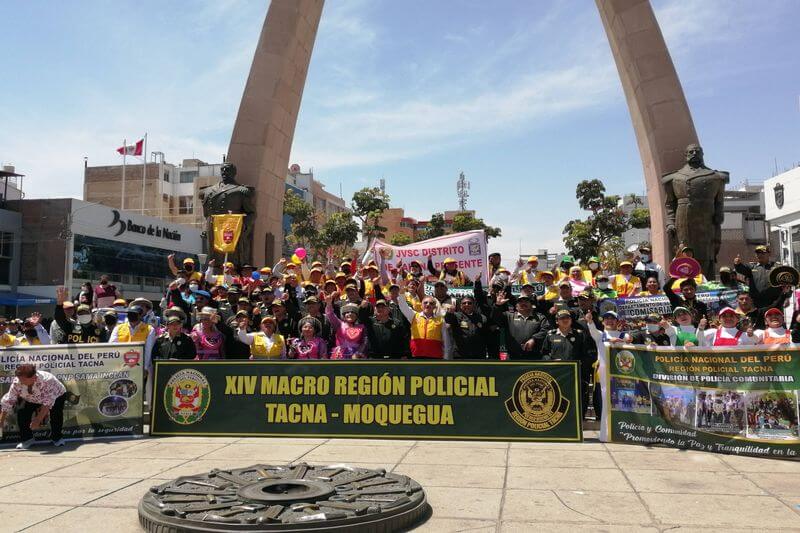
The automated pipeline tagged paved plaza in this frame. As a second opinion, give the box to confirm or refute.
[1,431,799,532]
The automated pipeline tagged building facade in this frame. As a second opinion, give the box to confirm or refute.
[378,208,476,243]
[765,166,800,267]
[6,198,202,310]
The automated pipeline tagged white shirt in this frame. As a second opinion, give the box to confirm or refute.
[110,321,157,369]
[699,327,758,346]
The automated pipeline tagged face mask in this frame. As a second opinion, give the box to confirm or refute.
[646,324,660,333]
[598,281,609,289]
[77,314,92,325]
[189,284,199,291]
[588,262,598,270]
[127,313,140,324]
[641,255,651,263]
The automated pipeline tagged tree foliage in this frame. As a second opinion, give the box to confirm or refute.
[283,189,319,250]
[451,212,502,239]
[351,187,390,244]
[318,211,360,258]
[419,213,447,240]
[390,233,414,246]
[562,179,649,261]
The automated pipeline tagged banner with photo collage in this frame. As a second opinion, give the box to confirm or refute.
[0,343,145,443]
[599,344,800,458]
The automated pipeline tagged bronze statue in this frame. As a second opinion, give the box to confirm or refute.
[200,162,255,265]
[662,144,728,275]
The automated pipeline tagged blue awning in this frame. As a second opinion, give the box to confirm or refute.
[0,292,56,306]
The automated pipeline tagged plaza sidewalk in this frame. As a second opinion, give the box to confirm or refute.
[1,431,799,532]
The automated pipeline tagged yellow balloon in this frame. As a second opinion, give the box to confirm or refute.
[291,254,301,264]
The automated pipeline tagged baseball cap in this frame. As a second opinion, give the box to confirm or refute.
[755,245,769,253]
[556,309,572,319]
[601,310,618,319]
[718,307,737,317]
[166,315,182,325]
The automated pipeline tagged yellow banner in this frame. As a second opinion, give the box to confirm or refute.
[212,214,245,253]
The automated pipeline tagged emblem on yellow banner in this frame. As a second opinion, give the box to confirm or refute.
[505,370,569,431]
[212,214,245,253]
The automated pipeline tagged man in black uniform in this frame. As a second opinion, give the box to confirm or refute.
[663,277,707,326]
[492,293,549,359]
[362,300,407,359]
[444,295,489,359]
[631,313,671,346]
[734,244,781,308]
[152,316,196,360]
[541,309,593,417]
[54,288,107,344]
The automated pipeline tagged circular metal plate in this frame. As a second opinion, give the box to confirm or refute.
[138,463,429,532]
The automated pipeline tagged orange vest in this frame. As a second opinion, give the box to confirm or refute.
[410,313,444,359]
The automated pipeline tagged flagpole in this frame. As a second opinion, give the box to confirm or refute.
[121,138,126,210]
[141,133,148,214]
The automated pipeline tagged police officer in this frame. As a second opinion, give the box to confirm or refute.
[492,293,549,359]
[541,309,593,416]
[631,313,671,346]
[444,295,489,359]
[54,288,106,344]
[362,299,408,359]
[734,245,782,308]
[152,315,196,360]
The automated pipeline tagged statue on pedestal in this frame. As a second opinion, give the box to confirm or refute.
[200,162,255,266]
[662,144,728,276]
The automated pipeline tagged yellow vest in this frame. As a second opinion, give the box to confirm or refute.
[410,313,444,342]
[251,333,285,359]
[0,333,16,347]
[610,274,641,297]
[19,337,41,346]
[519,270,541,285]
[117,322,152,343]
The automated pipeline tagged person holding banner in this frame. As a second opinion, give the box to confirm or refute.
[754,308,792,345]
[631,314,671,347]
[427,257,469,287]
[698,307,758,346]
[663,307,700,346]
[585,310,632,347]
[1,364,68,448]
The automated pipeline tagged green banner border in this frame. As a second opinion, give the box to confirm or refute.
[151,360,583,442]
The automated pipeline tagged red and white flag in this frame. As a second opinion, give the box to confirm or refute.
[116,139,144,156]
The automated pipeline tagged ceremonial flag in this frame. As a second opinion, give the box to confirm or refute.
[116,139,144,156]
[212,214,245,253]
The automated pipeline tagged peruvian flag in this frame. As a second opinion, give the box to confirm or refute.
[116,139,144,156]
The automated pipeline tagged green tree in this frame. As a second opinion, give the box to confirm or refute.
[283,189,319,251]
[318,211,360,259]
[562,179,639,262]
[351,187,391,244]
[390,233,414,246]
[419,213,446,240]
[451,212,502,239]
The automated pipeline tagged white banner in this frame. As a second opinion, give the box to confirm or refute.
[372,230,488,283]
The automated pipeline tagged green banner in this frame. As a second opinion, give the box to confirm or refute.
[0,343,145,443]
[151,361,582,442]
[599,345,800,458]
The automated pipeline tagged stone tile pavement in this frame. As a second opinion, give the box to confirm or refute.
[1,431,799,532]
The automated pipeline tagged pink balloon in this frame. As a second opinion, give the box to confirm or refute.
[294,247,307,259]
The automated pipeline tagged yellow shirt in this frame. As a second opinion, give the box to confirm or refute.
[116,322,152,343]
[0,333,17,347]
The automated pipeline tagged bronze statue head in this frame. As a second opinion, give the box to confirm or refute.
[685,144,704,167]
[220,162,237,183]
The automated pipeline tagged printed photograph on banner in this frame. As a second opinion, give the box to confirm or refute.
[695,390,746,436]
[610,378,651,414]
[650,383,696,428]
[745,391,799,441]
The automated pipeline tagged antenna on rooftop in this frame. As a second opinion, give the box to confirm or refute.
[456,171,470,211]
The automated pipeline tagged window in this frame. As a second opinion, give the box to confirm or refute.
[180,170,198,183]
[0,231,13,284]
[163,171,170,182]
[178,196,194,214]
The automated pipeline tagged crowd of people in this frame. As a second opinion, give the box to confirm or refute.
[1,242,799,448]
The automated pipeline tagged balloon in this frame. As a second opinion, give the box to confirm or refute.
[294,247,307,260]
[251,271,261,281]
[291,254,301,264]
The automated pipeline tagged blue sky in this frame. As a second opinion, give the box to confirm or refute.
[1,0,799,261]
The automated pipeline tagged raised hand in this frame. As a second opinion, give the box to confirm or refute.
[29,312,41,327]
